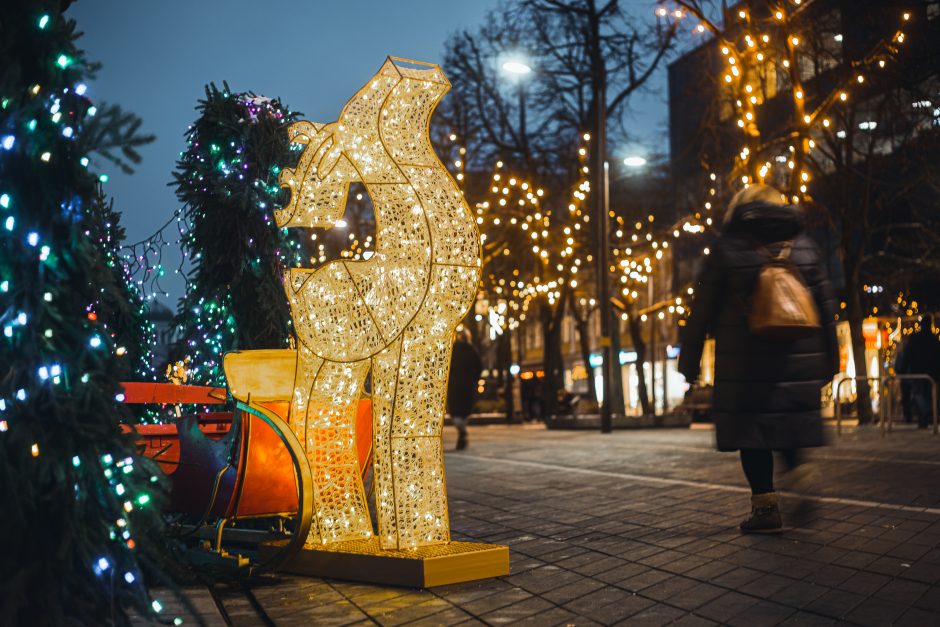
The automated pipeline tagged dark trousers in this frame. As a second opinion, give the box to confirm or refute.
[902,381,932,427]
[739,448,802,495]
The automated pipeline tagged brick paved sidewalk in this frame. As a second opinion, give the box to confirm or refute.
[158,425,940,626]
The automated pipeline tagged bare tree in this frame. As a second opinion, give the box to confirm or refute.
[440,0,676,416]
[812,75,940,418]
[664,0,937,422]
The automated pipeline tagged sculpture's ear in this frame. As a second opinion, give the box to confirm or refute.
[286,121,325,145]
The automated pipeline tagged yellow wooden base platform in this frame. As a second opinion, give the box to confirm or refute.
[260,538,509,587]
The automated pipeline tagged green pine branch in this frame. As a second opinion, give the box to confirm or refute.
[77,102,155,175]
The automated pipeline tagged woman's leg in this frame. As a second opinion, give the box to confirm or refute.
[739,448,774,494]
[453,415,469,450]
[739,448,783,533]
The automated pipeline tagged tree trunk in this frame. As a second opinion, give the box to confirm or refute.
[628,312,653,417]
[538,294,567,417]
[609,310,625,416]
[538,302,557,417]
[845,273,875,424]
[498,330,514,423]
[575,315,598,406]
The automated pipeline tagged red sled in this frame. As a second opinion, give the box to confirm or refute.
[122,350,373,572]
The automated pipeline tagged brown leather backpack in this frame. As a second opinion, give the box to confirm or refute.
[748,242,821,339]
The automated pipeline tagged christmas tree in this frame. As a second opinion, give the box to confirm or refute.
[0,3,171,624]
[173,84,305,385]
[85,185,156,383]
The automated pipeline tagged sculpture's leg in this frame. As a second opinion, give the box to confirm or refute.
[370,338,403,549]
[372,267,479,550]
[290,343,323,462]
[293,346,372,545]
[373,333,446,550]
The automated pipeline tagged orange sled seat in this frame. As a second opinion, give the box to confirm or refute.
[222,349,373,519]
[122,355,373,521]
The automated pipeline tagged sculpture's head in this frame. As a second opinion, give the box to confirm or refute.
[275,57,451,230]
[275,120,358,229]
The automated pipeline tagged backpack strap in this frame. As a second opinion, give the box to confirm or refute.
[754,239,793,262]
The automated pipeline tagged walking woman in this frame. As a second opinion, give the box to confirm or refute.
[448,328,483,451]
[678,185,839,533]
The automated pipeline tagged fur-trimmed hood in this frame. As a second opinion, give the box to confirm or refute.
[723,201,804,242]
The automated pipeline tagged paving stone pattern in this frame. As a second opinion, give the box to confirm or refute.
[157,425,940,626]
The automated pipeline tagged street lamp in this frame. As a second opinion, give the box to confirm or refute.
[501,60,532,75]
[500,55,533,177]
[499,55,533,423]
[623,156,647,167]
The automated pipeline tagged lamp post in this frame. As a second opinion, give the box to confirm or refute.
[593,86,617,433]
[499,57,532,424]
[604,159,627,429]
[620,153,655,418]
[501,59,532,162]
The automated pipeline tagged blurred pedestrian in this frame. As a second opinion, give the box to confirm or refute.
[679,185,839,534]
[448,328,483,451]
[895,319,940,429]
[521,376,544,422]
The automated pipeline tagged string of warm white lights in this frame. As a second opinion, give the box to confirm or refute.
[476,159,547,329]
[445,125,712,336]
[659,0,911,202]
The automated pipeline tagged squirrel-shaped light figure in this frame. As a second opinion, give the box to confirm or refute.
[276,58,481,550]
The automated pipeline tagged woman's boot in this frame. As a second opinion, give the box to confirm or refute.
[740,492,783,534]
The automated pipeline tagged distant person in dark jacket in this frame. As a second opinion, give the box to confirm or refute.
[679,185,839,534]
[448,329,483,451]
[895,320,940,429]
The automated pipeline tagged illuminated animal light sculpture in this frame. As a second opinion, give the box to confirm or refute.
[276,58,481,552]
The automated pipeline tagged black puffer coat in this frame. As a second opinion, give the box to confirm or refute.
[678,202,839,451]
[447,339,483,417]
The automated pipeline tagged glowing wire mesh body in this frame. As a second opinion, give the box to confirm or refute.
[277,58,481,550]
